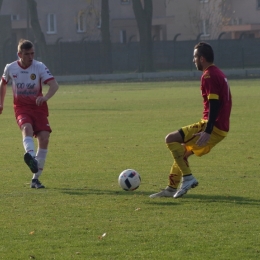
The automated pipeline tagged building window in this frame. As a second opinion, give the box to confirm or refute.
[77,12,86,33]
[231,18,242,25]
[97,17,101,29]
[120,30,127,43]
[257,0,260,9]
[121,0,130,4]
[201,19,210,36]
[47,13,57,34]
[11,14,20,20]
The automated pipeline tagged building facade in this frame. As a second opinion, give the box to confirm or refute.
[0,0,260,44]
[221,0,260,39]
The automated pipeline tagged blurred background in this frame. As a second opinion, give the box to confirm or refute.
[0,0,260,75]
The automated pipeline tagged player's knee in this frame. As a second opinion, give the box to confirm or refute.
[165,130,184,144]
[21,123,33,136]
[165,134,173,144]
[38,133,50,146]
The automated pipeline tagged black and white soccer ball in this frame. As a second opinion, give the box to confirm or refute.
[118,169,141,191]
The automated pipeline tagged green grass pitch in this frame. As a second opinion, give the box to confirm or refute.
[1,79,260,259]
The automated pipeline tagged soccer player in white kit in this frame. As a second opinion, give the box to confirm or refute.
[0,39,59,188]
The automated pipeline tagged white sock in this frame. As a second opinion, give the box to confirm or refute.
[23,136,35,157]
[33,149,48,179]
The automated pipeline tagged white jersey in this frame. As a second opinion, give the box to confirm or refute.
[1,60,54,108]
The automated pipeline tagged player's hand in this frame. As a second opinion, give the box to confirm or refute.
[0,105,3,114]
[194,132,211,147]
[36,96,48,106]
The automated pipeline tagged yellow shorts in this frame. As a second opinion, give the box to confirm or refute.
[181,119,225,157]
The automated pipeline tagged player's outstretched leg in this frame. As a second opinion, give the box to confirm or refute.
[149,186,177,198]
[24,152,38,173]
[174,174,198,198]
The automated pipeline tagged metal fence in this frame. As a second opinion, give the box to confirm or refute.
[1,38,260,76]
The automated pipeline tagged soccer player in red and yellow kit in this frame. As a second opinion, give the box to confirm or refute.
[0,39,59,189]
[150,42,232,199]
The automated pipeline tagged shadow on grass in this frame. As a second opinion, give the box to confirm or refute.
[54,187,152,197]
[147,193,260,206]
[52,108,130,111]
[54,188,260,206]
[192,194,260,205]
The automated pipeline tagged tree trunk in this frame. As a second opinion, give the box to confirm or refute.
[0,0,4,10]
[27,0,48,63]
[100,0,113,73]
[132,0,154,72]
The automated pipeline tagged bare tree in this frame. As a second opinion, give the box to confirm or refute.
[187,0,232,40]
[0,0,3,10]
[79,0,101,41]
[26,0,47,62]
[100,0,112,73]
[81,0,112,73]
[132,0,154,72]
[219,0,232,26]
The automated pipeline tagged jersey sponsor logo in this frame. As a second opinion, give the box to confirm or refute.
[203,73,210,79]
[30,73,36,80]
[16,82,36,89]
[17,90,37,96]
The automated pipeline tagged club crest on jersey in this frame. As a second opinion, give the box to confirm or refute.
[30,73,36,80]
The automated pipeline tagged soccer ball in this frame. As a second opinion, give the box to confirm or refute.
[118,169,141,191]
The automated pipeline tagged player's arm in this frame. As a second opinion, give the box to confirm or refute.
[0,78,7,114]
[195,98,220,146]
[204,98,220,134]
[44,79,59,100]
[36,79,59,106]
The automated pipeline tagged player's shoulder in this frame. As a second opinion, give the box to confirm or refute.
[31,60,50,73]
[32,59,46,68]
[203,65,225,79]
[202,67,212,79]
[32,60,53,78]
[4,61,20,75]
[6,60,19,69]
